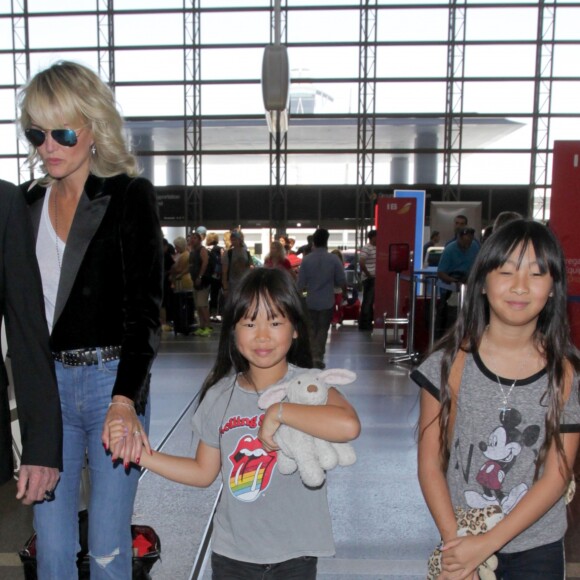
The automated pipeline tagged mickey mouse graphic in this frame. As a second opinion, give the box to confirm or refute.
[465,408,540,514]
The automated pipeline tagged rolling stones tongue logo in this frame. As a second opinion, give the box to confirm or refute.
[228,435,277,502]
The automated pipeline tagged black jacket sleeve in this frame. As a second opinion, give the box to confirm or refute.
[2,181,62,474]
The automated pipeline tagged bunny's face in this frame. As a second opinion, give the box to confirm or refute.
[286,372,328,405]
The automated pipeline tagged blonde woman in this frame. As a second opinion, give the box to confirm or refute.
[19,60,162,579]
[171,236,193,292]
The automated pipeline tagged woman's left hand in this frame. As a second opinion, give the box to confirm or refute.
[101,396,151,468]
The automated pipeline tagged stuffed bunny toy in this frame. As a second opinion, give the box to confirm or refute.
[257,368,357,488]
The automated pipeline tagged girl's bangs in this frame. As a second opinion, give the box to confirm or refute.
[242,291,287,322]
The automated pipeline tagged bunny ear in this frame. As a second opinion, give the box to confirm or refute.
[317,368,357,385]
[257,383,288,409]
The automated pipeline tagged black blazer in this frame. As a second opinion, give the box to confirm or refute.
[23,174,163,412]
[0,179,62,485]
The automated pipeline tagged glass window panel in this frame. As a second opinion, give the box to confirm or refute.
[377,45,447,78]
[116,49,185,82]
[465,45,536,78]
[115,0,183,8]
[116,85,185,116]
[28,0,96,12]
[463,81,535,114]
[377,8,449,42]
[376,82,447,114]
[0,90,15,121]
[553,44,580,76]
[555,7,580,40]
[287,9,359,43]
[289,118,357,150]
[200,11,270,45]
[551,82,580,114]
[0,0,12,12]
[550,118,580,143]
[0,123,17,154]
[203,119,270,151]
[0,158,20,184]
[461,152,530,185]
[115,13,183,47]
[29,52,99,78]
[201,0,270,6]
[460,117,530,150]
[287,153,357,185]
[465,7,538,41]
[202,83,264,115]
[201,48,263,81]
[290,82,358,114]
[0,55,15,84]
[289,46,359,80]
[28,15,97,49]
[0,18,13,50]
[203,154,270,186]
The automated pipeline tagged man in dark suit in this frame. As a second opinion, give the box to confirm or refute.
[0,179,62,504]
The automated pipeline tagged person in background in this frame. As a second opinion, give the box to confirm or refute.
[222,230,252,298]
[444,214,469,246]
[189,231,212,337]
[206,232,224,322]
[161,238,176,331]
[171,236,193,293]
[358,229,377,332]
[330,248,345,328]
[106,268,360,580]
[19,60,162,579]
[0,179,62,505]
[195,225,207,245]
[422,230,440,265]
[265,240,294,278]
[436,227,479,337]
[296,235,314,258]
[297,228,347,369]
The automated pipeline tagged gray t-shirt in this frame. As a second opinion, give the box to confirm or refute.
[192,364,335,564]
[411,350,580,553]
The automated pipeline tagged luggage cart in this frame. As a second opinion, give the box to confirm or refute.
[383,244,420,364]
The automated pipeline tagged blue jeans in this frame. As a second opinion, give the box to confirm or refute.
[496,539,565,580]
[211,552,317,579]
[33,356,149,580]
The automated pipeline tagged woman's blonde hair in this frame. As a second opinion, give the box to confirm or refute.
[173,236,187,253]
[206,232,219,246]
[18,61,139,184]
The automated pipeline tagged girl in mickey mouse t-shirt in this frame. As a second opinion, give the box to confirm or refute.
[413,219,580,580]
[105,268,360,579]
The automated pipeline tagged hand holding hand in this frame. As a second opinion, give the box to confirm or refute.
[16,465,60,505]
[101,397,151,468]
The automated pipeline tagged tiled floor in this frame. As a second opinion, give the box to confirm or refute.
[2,323,580,579]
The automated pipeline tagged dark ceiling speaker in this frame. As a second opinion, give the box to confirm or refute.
[262,44,290,111]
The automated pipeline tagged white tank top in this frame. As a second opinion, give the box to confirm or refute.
[36,186,65,333]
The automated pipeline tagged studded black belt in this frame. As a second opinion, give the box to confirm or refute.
[52,346,122,366]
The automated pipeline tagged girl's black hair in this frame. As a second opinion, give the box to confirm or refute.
[199,268,313,402]
[435,219,580,478]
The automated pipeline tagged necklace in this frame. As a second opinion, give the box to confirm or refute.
[484,330,531,419]
[53,189,62,270]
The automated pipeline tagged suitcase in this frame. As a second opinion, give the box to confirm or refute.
[172,290,195,335]
[19,510,161,580]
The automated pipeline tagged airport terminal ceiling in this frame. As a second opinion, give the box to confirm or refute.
[1,1,579,229]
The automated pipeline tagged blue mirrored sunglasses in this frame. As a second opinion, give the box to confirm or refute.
[24,128,80,148]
